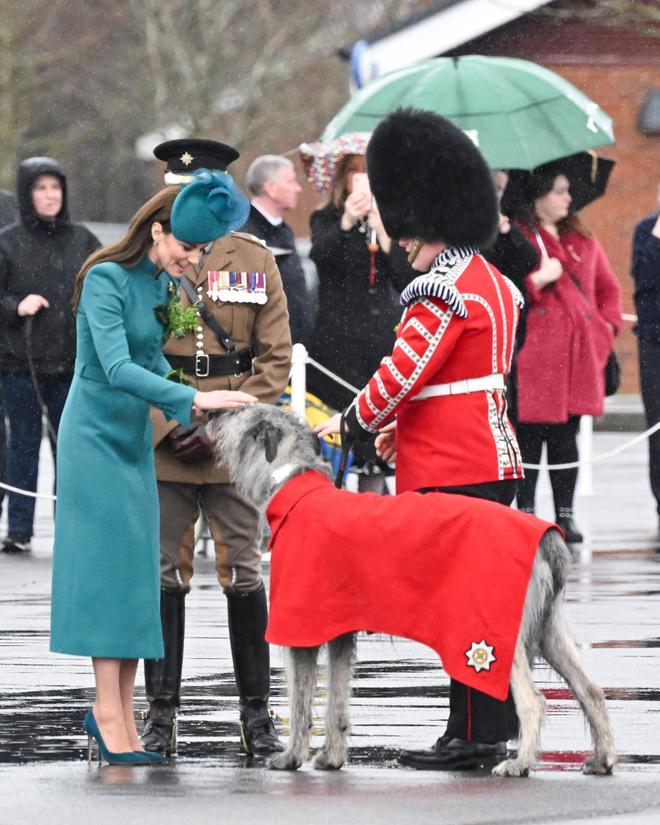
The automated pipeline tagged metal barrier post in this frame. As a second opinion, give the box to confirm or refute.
[290,343,308,421]
[578,415,594,496]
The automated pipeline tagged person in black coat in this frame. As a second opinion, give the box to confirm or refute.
[482,171,539,427]
[0,157,100,552]
[631,195,660,532]
[307,151,415,491]
[240,155,309,345]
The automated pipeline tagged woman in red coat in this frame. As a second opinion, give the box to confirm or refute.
[513,167,622,542]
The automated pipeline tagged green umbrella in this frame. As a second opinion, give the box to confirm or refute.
[322,56,614,171]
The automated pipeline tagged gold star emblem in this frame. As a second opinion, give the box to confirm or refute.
[465,640,496,672]
[180,152,194,166]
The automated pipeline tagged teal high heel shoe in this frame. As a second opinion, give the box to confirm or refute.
[84,710,152,766]
[133,748,167,763]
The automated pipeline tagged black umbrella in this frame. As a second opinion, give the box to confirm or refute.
[502,151,616,217]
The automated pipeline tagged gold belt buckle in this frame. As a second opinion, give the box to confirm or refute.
[195,353,210,378]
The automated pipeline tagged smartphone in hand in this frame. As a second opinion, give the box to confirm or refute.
[352,172,371,199]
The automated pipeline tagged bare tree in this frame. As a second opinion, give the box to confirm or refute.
[132,0,430,148]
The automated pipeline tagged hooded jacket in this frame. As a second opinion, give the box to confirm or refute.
[0,157,100,373]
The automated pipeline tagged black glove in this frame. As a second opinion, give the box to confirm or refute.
[168,422,214,463]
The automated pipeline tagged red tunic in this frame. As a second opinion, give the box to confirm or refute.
[266,471,557,701]
[351,251,523,492]
[515,226,623,423]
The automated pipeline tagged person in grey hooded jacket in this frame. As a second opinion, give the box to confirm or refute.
[0,157,99,553]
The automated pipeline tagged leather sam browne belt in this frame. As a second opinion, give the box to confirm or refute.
[167,349,253,378]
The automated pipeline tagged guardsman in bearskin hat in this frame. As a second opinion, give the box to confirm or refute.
[317,108,525,770]
[141,138,291,757]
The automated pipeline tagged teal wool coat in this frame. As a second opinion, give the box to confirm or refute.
[50,257,196,659]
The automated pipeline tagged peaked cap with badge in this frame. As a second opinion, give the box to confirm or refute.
[366,108,499,248]
[154,137,240,185]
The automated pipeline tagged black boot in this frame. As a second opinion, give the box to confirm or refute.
[556,508,584,543]
[141,589,185,755]
[226,586,284,756]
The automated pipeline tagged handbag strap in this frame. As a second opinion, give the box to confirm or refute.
[180,275,236,353]
[534,230,591,306]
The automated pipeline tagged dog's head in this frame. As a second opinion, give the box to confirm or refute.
[205,404,331,508]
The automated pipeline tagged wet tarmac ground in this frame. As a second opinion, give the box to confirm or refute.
[1,432,659,824]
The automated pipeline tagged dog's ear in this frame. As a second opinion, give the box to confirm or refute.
[263,426,282,463]
[246,421,283,463]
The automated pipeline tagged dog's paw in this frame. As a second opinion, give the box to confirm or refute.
[583,753,616,775]
[268,750,303,771]
[491,758,530,778]
[313,750,344,771]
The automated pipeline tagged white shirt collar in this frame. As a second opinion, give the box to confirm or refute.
[251,200,283,227]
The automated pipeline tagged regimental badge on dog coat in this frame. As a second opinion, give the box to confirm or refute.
[465,640,497,672]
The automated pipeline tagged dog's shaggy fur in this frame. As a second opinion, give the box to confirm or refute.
[207,404,616,776]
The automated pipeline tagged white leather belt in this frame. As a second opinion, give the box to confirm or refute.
[412,373,505,400]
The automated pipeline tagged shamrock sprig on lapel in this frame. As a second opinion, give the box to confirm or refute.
[155,282,198,340]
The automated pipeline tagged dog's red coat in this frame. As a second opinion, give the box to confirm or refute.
[266,471,558,700]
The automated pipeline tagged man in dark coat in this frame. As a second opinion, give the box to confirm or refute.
[240,155,309,344]
[0,157,100,552]
[631,195,660,532]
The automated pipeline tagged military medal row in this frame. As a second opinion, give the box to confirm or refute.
[207,270,267,304]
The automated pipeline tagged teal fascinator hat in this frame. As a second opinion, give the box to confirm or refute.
[170,169,250,244]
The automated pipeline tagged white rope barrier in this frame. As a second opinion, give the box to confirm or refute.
[306,355,360,395]
[521,421,660,471]
[0,480,56,501]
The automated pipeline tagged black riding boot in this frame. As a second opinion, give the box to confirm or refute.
[226,585,284,756]
[141,589,185,755]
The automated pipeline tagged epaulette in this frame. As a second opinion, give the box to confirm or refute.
[400,254,473,318]
[230,231,267,247]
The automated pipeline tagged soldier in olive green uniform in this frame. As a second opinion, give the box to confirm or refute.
[142,140,292,757]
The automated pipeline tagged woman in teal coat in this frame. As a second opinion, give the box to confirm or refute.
[50,174,254,764]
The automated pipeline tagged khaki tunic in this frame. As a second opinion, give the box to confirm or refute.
[151,231,292,484]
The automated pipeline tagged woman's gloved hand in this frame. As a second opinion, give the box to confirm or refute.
[168,422,214,462]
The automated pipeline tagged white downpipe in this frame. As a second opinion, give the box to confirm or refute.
[578,415,594,496]
[290,343,308,421]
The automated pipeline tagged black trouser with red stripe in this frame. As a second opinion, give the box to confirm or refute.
[418,479,519,743]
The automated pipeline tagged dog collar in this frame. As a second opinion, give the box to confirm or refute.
[271,462,299,487]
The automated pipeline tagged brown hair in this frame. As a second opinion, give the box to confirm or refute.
[511,169,591,238]
[72,186,179,311]
[329,154,363,210]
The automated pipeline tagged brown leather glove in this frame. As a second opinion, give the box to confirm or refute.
[168,422,214,463]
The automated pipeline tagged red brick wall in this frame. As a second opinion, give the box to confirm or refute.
[547,64,659,392]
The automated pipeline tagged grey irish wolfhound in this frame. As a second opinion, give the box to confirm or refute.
[207,404,616,777]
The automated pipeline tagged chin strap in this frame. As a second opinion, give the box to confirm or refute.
[407,238,424,264]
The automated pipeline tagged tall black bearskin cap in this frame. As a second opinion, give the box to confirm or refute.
[366,108,499,247]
